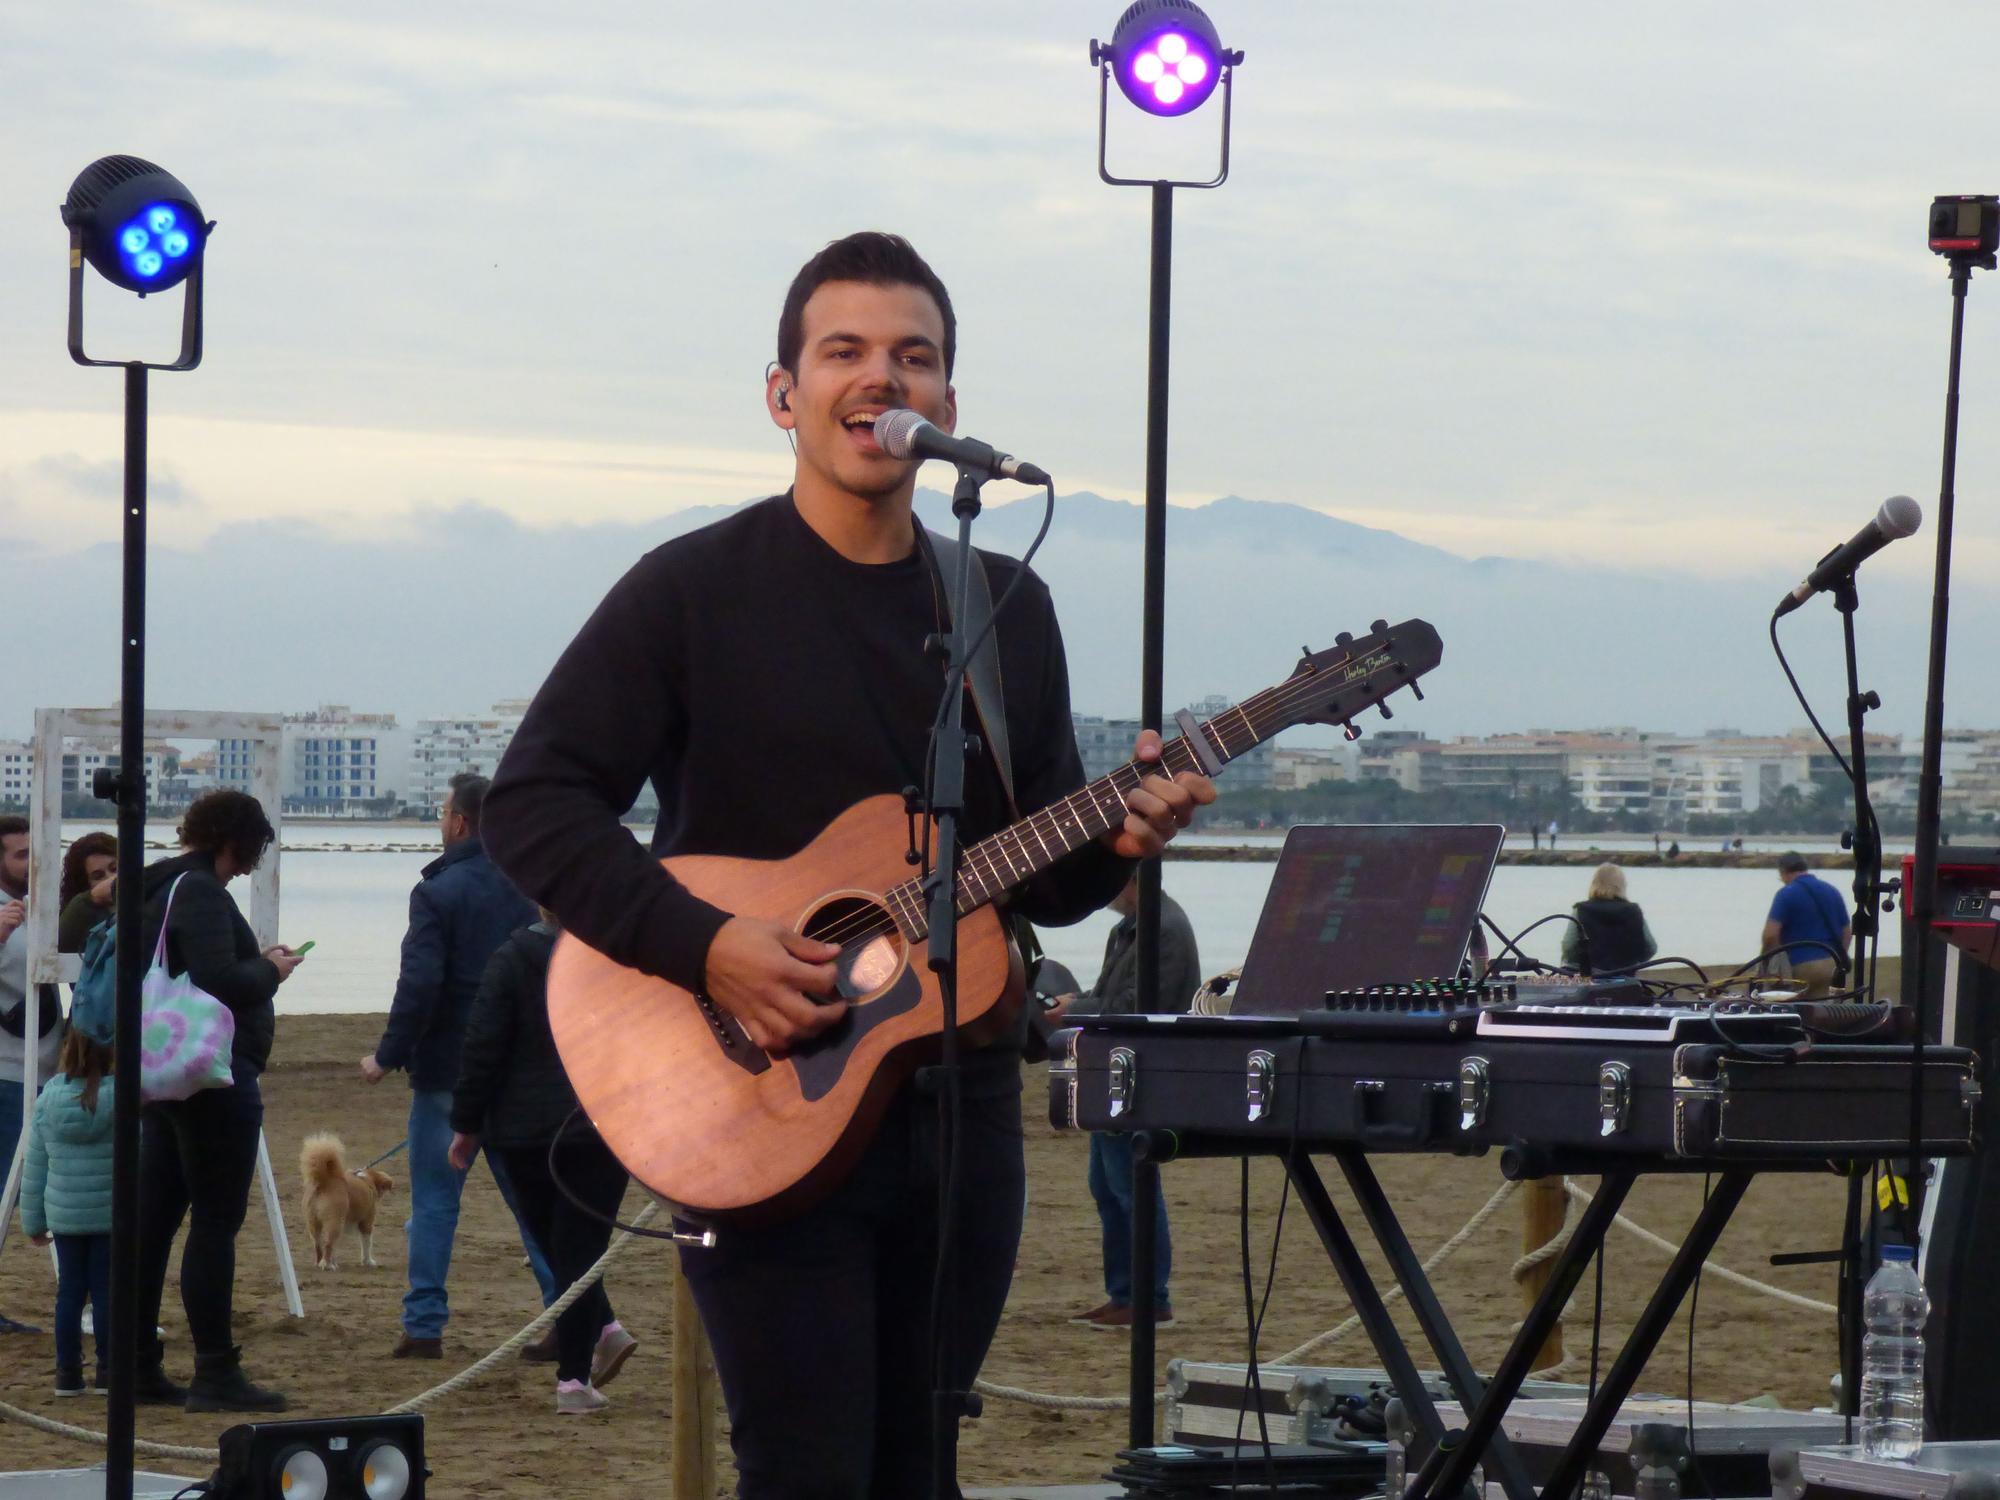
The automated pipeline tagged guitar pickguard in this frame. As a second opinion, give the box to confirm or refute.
[788,963,924,1103]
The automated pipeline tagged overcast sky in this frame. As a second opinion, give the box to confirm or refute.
[5,2,2000,734]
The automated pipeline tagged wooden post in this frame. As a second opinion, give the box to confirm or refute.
[1521,1175,1567,1371]
[672,1256,721,1498]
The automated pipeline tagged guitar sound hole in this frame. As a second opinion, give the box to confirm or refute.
[801,895,905,1003]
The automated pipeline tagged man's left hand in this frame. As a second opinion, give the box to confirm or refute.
[1101,729,1216,860]
[359,1054,386,1085]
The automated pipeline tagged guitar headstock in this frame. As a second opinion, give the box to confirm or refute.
[1283,617,1443,738]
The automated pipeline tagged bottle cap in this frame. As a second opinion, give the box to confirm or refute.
[1883,1244,1916,1263]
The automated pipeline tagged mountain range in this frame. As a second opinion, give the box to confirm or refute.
[4,489,1983,745]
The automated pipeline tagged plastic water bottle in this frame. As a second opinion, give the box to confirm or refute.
[1859,1244,1929,1460]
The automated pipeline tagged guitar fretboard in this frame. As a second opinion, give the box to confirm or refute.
[879,692,1282,941]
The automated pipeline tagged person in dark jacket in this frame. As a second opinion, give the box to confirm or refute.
[1561,862,1659,977]
[133,789,303,1412]
[361,771,544,1358]
[1045,873,1202,1327]
[449,915,635,1413]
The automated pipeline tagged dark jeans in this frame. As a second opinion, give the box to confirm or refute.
[492,1133,628,1384]
[136,1064,264,1372]
[678,1086,1027,1500]
[53,1233,111,1374]
[1088,1132,1172,1308]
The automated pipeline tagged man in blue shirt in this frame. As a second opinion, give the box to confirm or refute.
[1761,851,1851,998]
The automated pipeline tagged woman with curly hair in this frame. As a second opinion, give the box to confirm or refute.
[57,831,117,954]
[131,789,305,1412]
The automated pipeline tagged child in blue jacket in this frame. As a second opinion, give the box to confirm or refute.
[22,1026,115,1396]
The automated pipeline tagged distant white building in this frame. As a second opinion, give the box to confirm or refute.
[407,701,531,811]
[0,741,29,805]
[217,706,410,815]
[0,737,177,808]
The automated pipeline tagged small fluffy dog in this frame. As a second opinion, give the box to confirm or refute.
[300,1134,394,1270]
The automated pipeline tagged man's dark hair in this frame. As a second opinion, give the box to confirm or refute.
[178,789,275,870]
[448,772,491,833]
[776,232,957,379]
[1778,850,1809,875]
[0,814,25,842]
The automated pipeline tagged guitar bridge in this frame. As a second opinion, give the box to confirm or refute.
[695,990,770,1076]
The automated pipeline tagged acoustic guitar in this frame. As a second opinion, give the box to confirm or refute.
[548,618,1444,1225]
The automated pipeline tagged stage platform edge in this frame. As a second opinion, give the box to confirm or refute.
[0,1469,201,1499]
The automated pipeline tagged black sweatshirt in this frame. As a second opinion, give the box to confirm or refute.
[483,494,1129,996]
[451,922,581,1147]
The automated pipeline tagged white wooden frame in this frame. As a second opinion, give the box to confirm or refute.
[1,708,302,1319]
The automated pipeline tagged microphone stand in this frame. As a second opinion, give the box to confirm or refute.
[1830,567,1881,1421]
[1907,249,1989,1240]
[921,461,987,1498]
[1831,573,1882,999]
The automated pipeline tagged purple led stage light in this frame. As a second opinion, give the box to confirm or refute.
[1108,0,1223,117]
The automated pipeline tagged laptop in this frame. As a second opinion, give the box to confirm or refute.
[1224,823,1505,1019]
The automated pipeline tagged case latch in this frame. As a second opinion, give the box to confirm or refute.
[1108,1046,1138,1120]
[1246,1049,1278,1123]
[1599,1060,1633,1137]
[1458,1056,1491,1131]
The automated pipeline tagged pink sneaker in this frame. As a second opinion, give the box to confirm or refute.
[592,1322,638,1388]
[557,1378,608,1415]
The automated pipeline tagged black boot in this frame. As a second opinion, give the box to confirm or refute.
[185,1347,287,1414]
[132,1361,189,1406]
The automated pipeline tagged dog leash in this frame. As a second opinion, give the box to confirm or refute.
[365,1138,408,1170]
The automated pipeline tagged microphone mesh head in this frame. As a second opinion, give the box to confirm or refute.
[873,408,926,460]
[1878,494,1923,538]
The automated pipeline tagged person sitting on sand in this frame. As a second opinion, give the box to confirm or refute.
[1562,863,1658,978]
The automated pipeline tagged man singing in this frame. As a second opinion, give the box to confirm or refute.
[484,232,1213,1496]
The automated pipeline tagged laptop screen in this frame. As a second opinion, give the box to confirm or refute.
[1230,823,1505,1015]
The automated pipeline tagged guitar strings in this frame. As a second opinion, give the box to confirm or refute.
[793,648,1417,954]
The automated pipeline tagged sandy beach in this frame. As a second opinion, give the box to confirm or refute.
[1,1010,1860,1495]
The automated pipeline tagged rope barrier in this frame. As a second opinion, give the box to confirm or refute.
[1562,1180,1836,1316]
[975,1177,1524,1412]
[0,1197,662,1459]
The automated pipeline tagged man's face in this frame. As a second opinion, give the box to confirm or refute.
[0,833,28,898]
[440,796,468,849]
[772,279,956,506]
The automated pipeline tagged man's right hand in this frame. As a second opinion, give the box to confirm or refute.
[702,916,844,1053]
[0,901,23,941]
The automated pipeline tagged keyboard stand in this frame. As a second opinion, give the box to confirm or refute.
[1139,1129,1760,1500]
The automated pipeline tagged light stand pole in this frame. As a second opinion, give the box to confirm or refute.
[1907,196,1996,1222]
[1089,1,1242,1448]
[61,155,210,1500]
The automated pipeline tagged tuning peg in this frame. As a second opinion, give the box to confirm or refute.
[1369,618,1388,636]
[1343,723,1363,742]
[1408,682,1425,701]
[1335,631,1353,648]
[1378,701,1394,720]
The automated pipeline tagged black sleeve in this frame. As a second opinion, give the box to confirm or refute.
[1004,582,1132,928]
[1163,908,1203,1014]
[452,941,521,1136]
[168,876,279,1013]
[483,555,732,993]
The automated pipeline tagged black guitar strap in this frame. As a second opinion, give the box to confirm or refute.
[917,526,1018,821]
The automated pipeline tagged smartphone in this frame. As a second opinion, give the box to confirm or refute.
[292,940,316,956]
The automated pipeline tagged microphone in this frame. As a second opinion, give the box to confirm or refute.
[1774,495,1923,617]
[873,408,1051,487]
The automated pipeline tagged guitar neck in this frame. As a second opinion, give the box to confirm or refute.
[886,695,1279,941]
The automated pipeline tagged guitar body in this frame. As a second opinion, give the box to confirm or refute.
[547,794,1024,1226]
